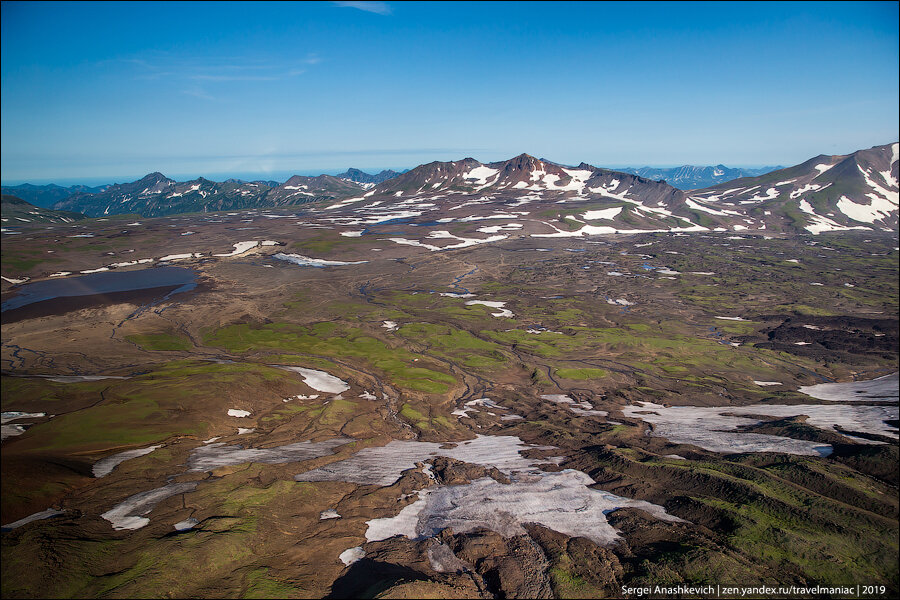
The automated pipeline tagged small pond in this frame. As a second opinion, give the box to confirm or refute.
[1,266,197,313]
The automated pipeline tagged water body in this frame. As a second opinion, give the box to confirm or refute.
[1,267,197,313]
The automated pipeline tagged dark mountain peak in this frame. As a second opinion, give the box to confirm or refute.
[576,161,599,171]
[140,172,169,183]
[337,168,371,180]
[283,175,308,186]
[497,153,543,172]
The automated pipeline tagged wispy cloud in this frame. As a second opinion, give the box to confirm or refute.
[182,84,218,101]
[108,54,323,100]
[332,1,392,15]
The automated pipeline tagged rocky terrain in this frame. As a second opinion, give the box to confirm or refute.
[1,142,897,599]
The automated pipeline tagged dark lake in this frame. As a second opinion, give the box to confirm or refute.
[1,267,198,313]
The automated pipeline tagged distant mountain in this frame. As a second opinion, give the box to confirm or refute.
[224,178,281,187]
[263,174,368,205]
[615,165,782,190]
[17,143,898,232]
[1,183,107,208]
[1,194,87,225]
[336,168,404,188]
[51,172,368,218]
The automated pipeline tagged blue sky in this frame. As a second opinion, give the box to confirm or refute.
[2,1,898,184]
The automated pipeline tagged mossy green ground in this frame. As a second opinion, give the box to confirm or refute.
[125,332,192,351]
[203,321,456,394]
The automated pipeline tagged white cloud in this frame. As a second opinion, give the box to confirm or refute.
[332,1,392,15]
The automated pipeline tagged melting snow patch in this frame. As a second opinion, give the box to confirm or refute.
[339,546,365,566]
[173,517,199,531]
[320,509,341,520]
[463,166,500,185]
[836,194,897,224]
[227,409,251,418]
[297,435,548,486]
[273,253,367,267]
[237,428,255,435]
[364,470,682,547]
[214,241,261,256]
[582,207,623,220]
[101,482,198,530]
[158,253,202,262]
[1,275,30,284]
[477,223,523,234]
[187,438,353,472]
[753,381,782,387]
[623,402,898,455]
[274,366,350,393]
[541,394,607,417]
[1,411,46,441]
[382,321,399,331]
[715,316,747,321]
[465,300,513,318]
[1,509,65,531]
[93,445,164,477]
[47,375,130,383]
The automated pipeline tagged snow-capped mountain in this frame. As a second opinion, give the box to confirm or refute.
[36,143,900,234]
[342,145,897,235]
[52,173,368,218]
[687,143,899,233]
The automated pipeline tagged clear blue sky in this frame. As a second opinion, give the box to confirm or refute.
[2,1,898,185]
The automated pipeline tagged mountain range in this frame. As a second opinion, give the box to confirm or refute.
[0,183,107,209]
[615,164,781,190]
[2,144,897,234]
[325,143,897,235]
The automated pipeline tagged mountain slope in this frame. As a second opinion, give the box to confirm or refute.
[1,194,87,225]
[687,143,899,233]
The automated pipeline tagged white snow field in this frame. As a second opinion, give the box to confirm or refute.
[798,372,898,402]
[623,401,898,456]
